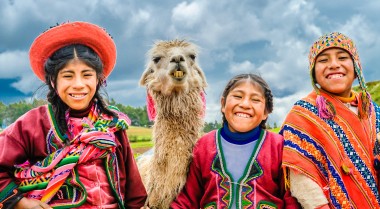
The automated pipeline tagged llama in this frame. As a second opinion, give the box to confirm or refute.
[138,39,207,208]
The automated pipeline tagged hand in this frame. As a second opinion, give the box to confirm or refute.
[140,207,150,209]
[14,197,52,209]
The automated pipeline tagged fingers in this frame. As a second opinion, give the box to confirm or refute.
[39,202,53,209]
[28,201,52,209]
[14,197,52,209]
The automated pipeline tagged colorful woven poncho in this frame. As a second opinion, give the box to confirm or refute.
[14,102,130,208]
[281,32,380,208]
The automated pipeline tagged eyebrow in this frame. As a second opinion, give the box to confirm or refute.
[318,49,349,57]
[59,69,96,74]
[231,89,263,97]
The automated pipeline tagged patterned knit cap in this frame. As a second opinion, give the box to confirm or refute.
[308,32,371,119]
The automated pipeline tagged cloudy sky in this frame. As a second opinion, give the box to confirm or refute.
[1,0,380,126]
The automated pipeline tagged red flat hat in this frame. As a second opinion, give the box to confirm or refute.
[29,21,116,81]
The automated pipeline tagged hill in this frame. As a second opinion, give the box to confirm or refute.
[353,80,380,105]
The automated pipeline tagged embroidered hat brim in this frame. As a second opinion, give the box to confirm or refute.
[29,21,116,81]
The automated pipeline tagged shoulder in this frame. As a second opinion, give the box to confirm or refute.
[264,130,284,146]
[14,105,48,123]
[3,105,50,137]
[193,130,217,151]
[192,130,218,164]
[197,130,217,143]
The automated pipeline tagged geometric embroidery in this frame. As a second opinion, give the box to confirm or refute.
[283,99,380,208]
[257,200,277,209]
[211,129,265,209]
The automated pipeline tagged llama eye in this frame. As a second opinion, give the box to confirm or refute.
[189,54,196,60]
[153,57,161,63]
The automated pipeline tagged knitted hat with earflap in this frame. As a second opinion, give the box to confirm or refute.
[309,32,372,119]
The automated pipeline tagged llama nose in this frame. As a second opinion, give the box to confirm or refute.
[170,55,185,63]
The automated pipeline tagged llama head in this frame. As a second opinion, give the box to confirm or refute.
[140,39,207,95]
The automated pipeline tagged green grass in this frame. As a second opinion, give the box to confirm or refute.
[269,127,281,133]
[126,126,153,156]
[126,126,152,142]
[130,140,153,148]
[353,80,380,105]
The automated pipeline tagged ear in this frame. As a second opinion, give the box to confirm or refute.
[263,111,269,121]
[220,97,226,114]
[139,68,153,86]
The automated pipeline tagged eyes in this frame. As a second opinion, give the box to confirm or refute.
[231,94,263,102]
[317,56,349,63]
[152,54,196,64]
[60,72,95,79]
[153,56,161,64]
[316,52,351,63]
[189,54,196,60]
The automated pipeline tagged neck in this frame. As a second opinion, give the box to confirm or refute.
[69,102,93,118]
[334,91,357,103]
[221,122,261,145]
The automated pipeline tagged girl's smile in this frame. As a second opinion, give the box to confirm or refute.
[56,59,98,111]
[221,80,268,133]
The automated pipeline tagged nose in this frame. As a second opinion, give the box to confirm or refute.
[72,76,85,89]
[170,54,185,63]
[329,57,340,69]
[239,97,251,108]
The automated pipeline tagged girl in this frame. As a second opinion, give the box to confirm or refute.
[281,32,380,208]
[170,74,300,209]
[0,21,147,209]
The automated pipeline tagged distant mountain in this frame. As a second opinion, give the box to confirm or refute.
[353,80,380,105]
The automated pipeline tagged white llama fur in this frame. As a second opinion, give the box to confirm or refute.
[138,39,207,208]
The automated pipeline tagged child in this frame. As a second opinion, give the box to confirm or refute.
[0,21,147,209]
[280,32,380,208]
[170,73,300,208]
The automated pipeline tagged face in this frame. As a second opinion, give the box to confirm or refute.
[314,48,355,97]
[221,81,268,133]
[55,59,98,111]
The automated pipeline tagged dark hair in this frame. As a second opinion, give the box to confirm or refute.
[220,73,273,129]
[44,44,117,136]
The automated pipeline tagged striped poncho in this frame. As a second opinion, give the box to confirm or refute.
[281,90,380,209]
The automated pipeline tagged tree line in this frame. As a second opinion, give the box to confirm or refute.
[0,99,222,133]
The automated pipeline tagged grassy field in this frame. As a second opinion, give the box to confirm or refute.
[126,126,152,142]
[126,126,153,155]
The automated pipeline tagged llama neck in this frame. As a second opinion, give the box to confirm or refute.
[151,89,204,149]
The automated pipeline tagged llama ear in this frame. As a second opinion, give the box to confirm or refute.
[139,68,152,86]
[146,92,156,121]
[139,72,147,86]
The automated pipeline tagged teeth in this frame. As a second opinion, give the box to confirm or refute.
[236,113,251,118]
[174,71,184,78]
[70,94,86,98]
[328,74,343,79]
